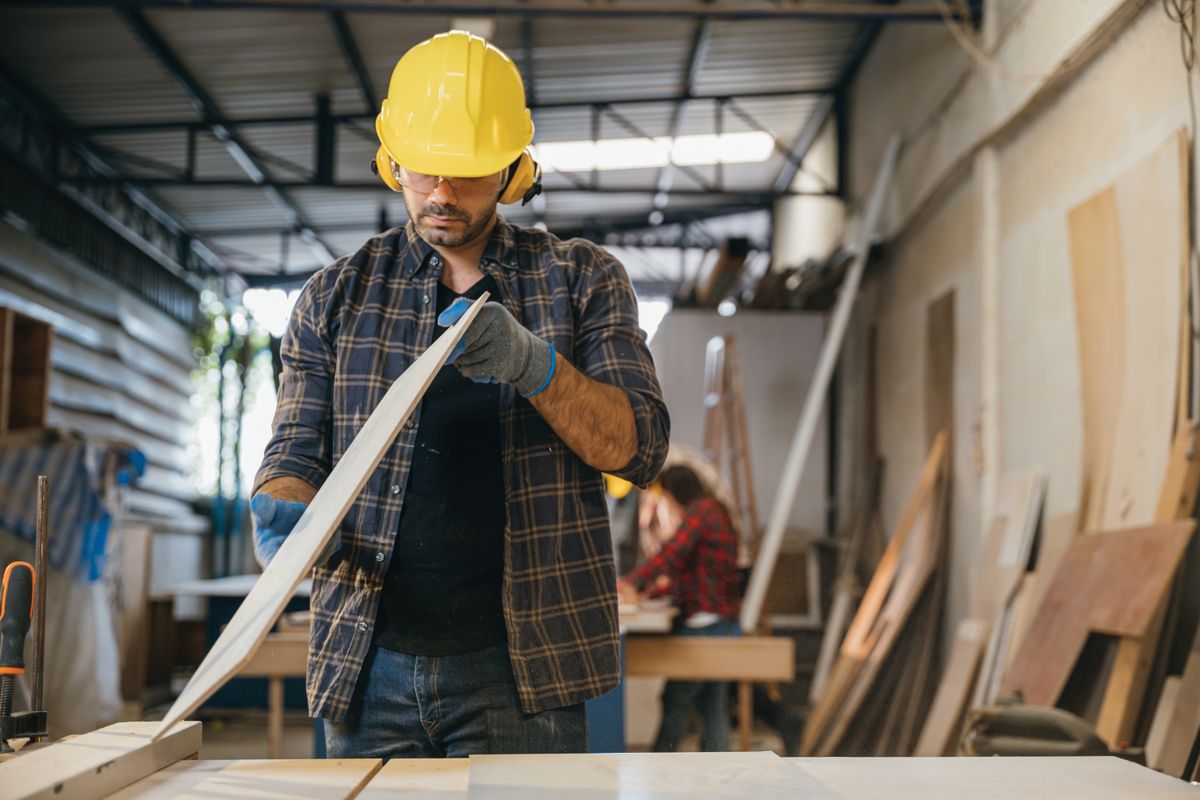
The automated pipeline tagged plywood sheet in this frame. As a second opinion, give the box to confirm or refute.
[1000,520,1196,706]
[360,759,470,799]
[153,295,489,739]
[466,752,841,799]
[624,635,793,681]
[1146,675,1183,769]
[1069,131,1190,532]
[108,759,382,799]
[802,434,947,754]
[1068,186,1125,533]
[0,721,201,800]
[1100,130,1188,527]
[792,755,1198,799]
[913,618,986,756]
[1155,624,1200,776]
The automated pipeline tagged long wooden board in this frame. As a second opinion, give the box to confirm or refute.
[1000,520,1196,707]
[153,295,489,739]
[624,635,794,681]
[0,721,201,800]
[466,752,841,799]
[913,618,986,756]
[107,759,383,799]
[1155,623,1200,776]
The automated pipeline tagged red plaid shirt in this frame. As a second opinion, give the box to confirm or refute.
[629,497,741,622]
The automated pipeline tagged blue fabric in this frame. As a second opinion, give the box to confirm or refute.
[652,618,741,752]
[0,436,143,580]
[324,644,587,759]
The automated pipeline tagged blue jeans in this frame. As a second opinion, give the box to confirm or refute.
[324,645,587,758]
[652,619,740,752]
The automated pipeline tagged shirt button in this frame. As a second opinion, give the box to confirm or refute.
[430,255,441,266]
[375,552,385,562]
[422,293,430,304]
[390,484,401,495]
[357,621,368,633]
[405,418,415,429]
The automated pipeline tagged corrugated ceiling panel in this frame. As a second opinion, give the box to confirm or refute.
[531,18,693,104]
[0,7,198,125]
[695,19,863,95]
[143,9,363,117]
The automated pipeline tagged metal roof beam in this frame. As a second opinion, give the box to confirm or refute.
[17,1,969,22]
[768,0,898,195]
[329,10,376,111]
[76,87,833,135]
[118,6,338,265]
[654,14,712,206]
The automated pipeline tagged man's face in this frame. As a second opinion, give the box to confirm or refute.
[396,163,505,249]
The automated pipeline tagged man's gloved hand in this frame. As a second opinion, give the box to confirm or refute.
[438,299,556,397]
[250,493,340,569]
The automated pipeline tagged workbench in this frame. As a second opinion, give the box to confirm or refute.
[1,722,1195,799]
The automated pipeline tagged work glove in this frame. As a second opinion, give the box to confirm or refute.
[438,299,556,397]
[250,493,340,569]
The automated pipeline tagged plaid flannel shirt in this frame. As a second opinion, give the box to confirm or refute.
[255,217,669,719]
[629,497,741,622]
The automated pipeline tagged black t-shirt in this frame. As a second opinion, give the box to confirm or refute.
[374,274,508,655]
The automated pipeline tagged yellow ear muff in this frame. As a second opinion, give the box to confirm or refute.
[499,150,542,206]
[372,146,403,192]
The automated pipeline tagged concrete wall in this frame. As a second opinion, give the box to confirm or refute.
[778,0,1199,635]
[650,309,828,538]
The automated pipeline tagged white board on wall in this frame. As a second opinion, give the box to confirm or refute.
[649,309,828,538]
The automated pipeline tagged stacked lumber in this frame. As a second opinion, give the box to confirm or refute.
[799,431,949,756]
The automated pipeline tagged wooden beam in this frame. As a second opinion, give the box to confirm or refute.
[740,135,900,634]
[624,636,794,682]
[153,295,489,739]
[0,721,200,800]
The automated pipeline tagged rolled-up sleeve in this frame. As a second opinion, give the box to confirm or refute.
[253,266,340,494]
[571,244,670,487]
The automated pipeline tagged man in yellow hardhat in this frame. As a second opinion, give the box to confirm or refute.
[251,31,669,758]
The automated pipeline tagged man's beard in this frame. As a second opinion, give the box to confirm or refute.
[406,197,496,249]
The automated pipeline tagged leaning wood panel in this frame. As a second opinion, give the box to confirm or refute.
[914,618,986,756]
[999,520,1195,707]
[1068,185,1125,533]
[1099,130,1188,529]
[153,295,488,739]
[1156,625,1200,776]
[624,635,794,682]
[0,721,201,800]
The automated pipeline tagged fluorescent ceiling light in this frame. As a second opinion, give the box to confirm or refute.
[533,131,774,173]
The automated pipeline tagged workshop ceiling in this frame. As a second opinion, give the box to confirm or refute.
[0,1,956,285]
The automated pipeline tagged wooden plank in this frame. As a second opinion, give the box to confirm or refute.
[116,523,154,703]
[1156,424,1200,522]
[913,618,986,756]
[1068,185,1126,533]
[1099,130,1188,528]
[792,755,1199,799]
[0,721,201,800]
[814,475,947,756]
[153,294,489,739]
[10,311,52,431]
[107,759,382,799]
[1155,623,1200,776]
[624,635,794,682]
[801,433,947,754]
[1146,675,1183,769]
[1000,521,1196,708]
[739,136,900,634]
[467,751,840,799]
[359,759,469,799]
[237,633,308,677]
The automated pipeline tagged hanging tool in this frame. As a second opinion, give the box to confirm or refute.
[0,561,34,753]
[0,475,51,753]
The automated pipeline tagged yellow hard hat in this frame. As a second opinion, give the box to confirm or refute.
[376,30,535,184]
